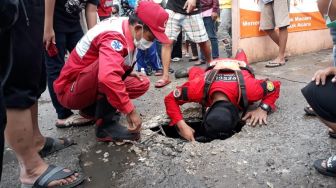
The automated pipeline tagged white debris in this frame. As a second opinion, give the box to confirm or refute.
[103,152,109,158]
[190,152,196,157]
[145,161,150,166]
[96,150,102,154]
[211,151,217,155]
[83,161,93,167]
[115,141,125,146]
[130,162,135,166]
[282,169,290,174]
[139,157,146,162]
[130,145,142,155]
[81,148,88,153]
[266,182,274,188]
[108,142,115,147]
[185,159,192,163]
[144,131,152,136]
[112,171,116,178]
[185,168,194,174]
[102,158,109,163]
[145,161,154,167]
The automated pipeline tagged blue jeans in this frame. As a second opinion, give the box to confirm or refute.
[201,16,219,60]
[330,28,336,66]
[136,41,162,73]
[44,30,84,119]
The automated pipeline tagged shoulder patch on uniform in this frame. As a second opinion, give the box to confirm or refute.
[111,40,123,51]
[173,88,181,99]
[266,81,275,92]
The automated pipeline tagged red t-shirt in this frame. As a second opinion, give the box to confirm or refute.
[97,0,113,17]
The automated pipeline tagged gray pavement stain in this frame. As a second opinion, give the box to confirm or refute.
[2,48,336,187]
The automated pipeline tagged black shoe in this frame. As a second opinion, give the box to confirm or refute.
[96,121,140,142]
[95,96,139,142]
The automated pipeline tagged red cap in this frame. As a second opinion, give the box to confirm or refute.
[135,1,172,44]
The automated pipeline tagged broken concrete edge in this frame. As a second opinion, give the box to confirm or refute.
[141,107,203,130]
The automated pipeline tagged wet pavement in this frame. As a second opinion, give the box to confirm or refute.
[2,48,336,187]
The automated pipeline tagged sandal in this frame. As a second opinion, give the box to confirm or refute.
[21,165,84,188]
[314,156,336,177]
[172,57,181,62]
[188,57,199,62]
[56,114,94,128]
[39,137,75,158]
[155,79,171,88]
[194,61,206,66]
[265,60,286,68]
[304,105,316,116]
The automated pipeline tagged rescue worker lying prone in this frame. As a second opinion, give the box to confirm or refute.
[164,49,281,142]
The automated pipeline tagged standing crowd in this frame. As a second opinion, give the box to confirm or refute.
[0,0,336,187]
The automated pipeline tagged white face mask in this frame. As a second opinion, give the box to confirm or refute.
[136,38,153,50]
[134,27,154,50]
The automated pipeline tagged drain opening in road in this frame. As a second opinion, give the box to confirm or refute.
[150,118,242,143]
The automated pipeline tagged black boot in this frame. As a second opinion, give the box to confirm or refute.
[95,96,140,142]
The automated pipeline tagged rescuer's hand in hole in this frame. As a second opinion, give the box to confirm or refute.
[176,120,195,142]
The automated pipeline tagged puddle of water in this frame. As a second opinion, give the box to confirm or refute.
[80,143,137,188]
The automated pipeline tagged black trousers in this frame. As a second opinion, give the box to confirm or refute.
[171,32,182,59]
[2,0,46,109]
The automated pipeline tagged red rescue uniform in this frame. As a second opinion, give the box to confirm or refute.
[54,18,150,114]
[164,58,281,126]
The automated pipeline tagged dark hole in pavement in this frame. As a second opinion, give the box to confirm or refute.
[150,118,241,143]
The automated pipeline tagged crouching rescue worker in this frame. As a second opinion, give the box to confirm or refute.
[54,1,171,142]
[164,49,281,142]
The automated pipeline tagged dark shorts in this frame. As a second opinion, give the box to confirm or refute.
[0,0,46,109]
[301,77,336,123]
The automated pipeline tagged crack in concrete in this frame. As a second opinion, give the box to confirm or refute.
[258,73,310,84]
